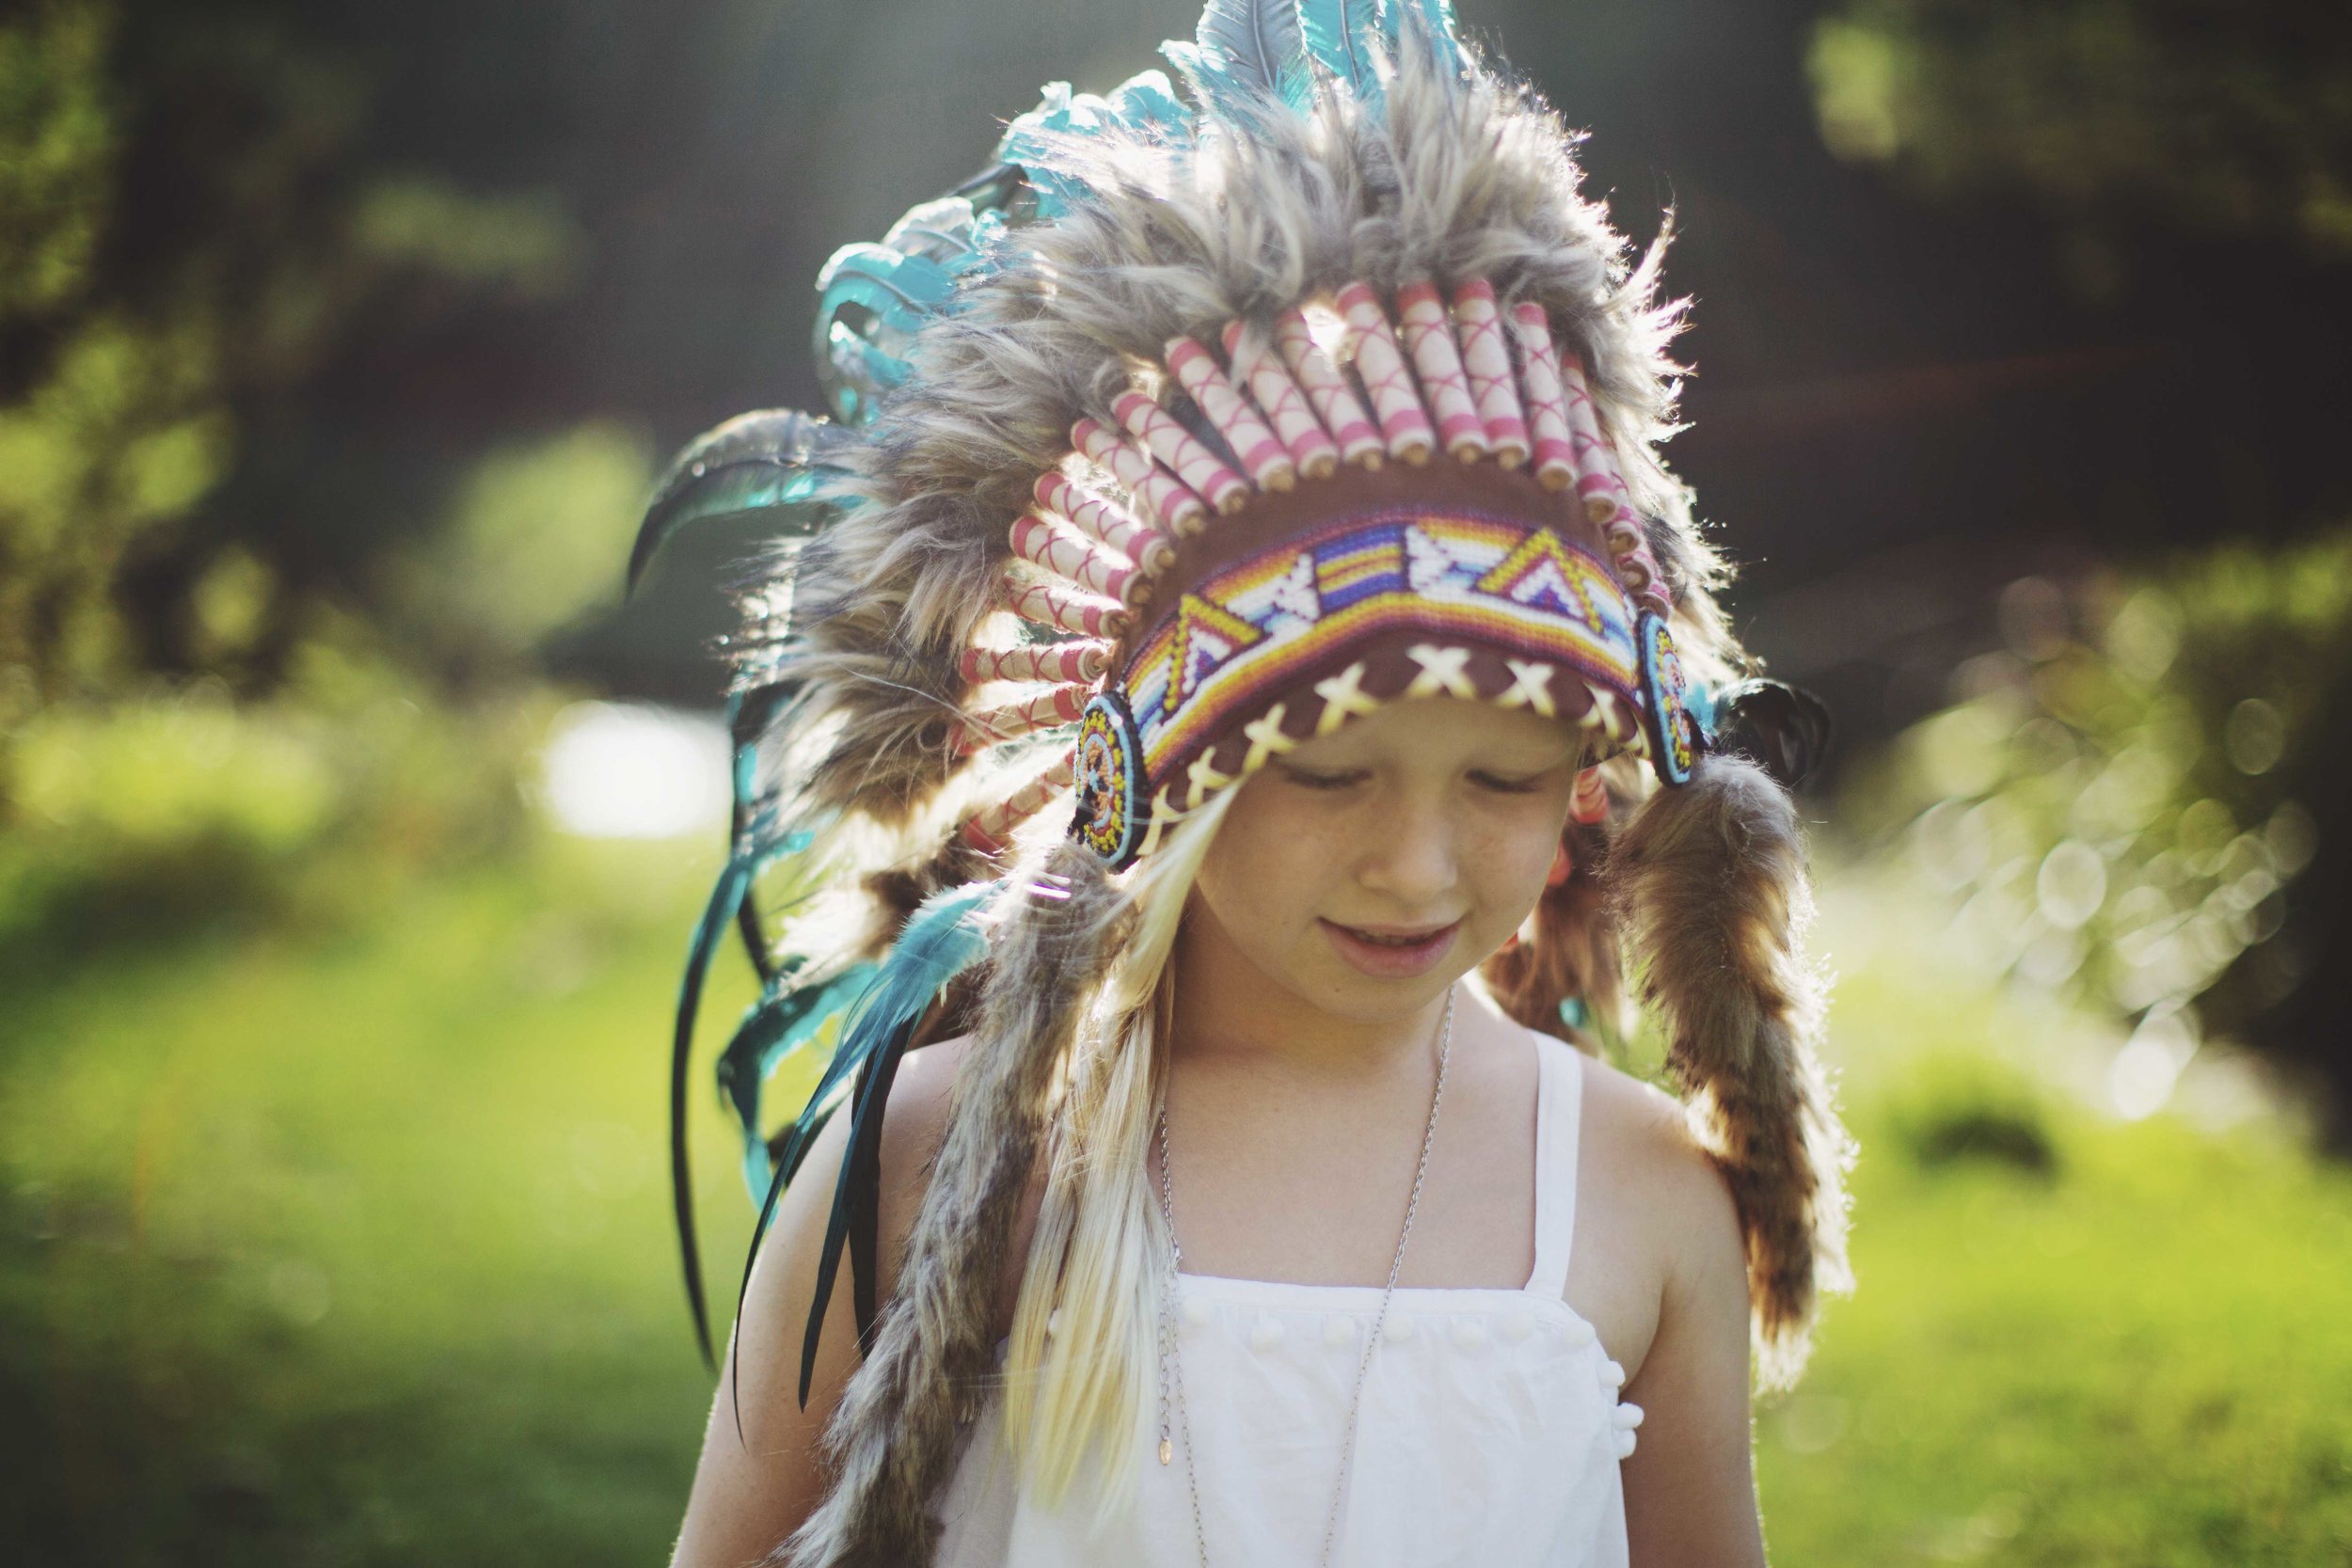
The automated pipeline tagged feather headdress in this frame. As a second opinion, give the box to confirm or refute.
[630,3,1852,1558]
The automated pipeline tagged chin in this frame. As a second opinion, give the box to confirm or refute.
[1302,950,1481,1021]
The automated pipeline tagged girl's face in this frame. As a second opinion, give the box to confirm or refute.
[1188,696,1581,1024]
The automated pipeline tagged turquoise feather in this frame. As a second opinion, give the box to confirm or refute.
[811,245,963,421]
[723,686,807,983]
[718,879,999,1413]
[1104,69,1193,133]
[1301,0,1385,101]
[627,410,850,595]
[993,71,1197,220]
[823,322,912,424]
[664,678,827,1370]
[994,82,1106,219]
[879,194,1004,269]
[760,879,996,1199]
[814,245,961,323]
[669,847,755,1370]
[1194,0,1314,111]
[1157,41,1216,108]
[717,962,881,1201]
[1384,0,1467,78]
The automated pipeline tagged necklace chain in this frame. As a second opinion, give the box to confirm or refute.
[1152,986,1457,1568]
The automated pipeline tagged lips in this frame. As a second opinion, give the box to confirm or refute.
[1319,917,1462,979]
[1340,923,1455,945]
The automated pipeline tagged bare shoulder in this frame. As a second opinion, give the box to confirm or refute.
[1577,1049,1698,1172]
[877,1031,971,1174]
[872,1032,974,1296]
[1569,1046,1744,1291]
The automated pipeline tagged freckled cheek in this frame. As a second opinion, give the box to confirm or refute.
[1198,805,1353,933]
[1461,808,1570,936]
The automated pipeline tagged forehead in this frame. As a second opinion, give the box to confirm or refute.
[1282,695,1582,766]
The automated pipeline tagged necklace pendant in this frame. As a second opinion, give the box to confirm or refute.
[1159,1437,1173,1465]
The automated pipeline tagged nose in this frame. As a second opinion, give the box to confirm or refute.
[1355,787,1459,908]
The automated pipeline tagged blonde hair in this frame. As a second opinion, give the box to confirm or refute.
[997,784,1239,1522]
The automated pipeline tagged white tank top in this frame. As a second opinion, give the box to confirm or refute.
[933,1030,1638,1566]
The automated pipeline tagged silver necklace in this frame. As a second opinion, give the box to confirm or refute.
[1152,985,1456,1568]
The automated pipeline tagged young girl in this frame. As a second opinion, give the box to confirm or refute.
[636,8,1851,1564]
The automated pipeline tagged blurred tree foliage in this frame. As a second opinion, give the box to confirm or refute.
[1808,1,2352,287]
[1856,531,2352,1143]
[0,0,644,950]
[0,0,596,709]
[0,0,210,700]
[1806,3,2350,1133]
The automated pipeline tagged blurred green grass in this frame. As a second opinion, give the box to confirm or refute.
[1759,869,2352,1564]
[0,834,765,1564]
[1,842,2346,1564]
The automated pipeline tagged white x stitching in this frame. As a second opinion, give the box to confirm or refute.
[1312,662,1381,735]
[1241,703,1295,772]
[1498,659,1557,718]
[1404,643,1477,699]
[1185,750,1236,806]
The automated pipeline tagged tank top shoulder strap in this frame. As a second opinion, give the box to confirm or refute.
[1523,1028,1585,1301]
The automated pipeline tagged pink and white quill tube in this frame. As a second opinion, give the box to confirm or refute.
[956,682,1090,753]
[1222,322,1340,481]
[1114,392,1250,516]
[1034,473,1173,573]
[1570,766,1610,825]
[1453,280,1529,468]
[1000,570,1130,639]
[1602,508,1667,613]
[1009,514,1150,608]
[1598,509,1645,557]
[1598,508,1671,613]
[960,641,1111,686]
[1395,280,1487,461]
[1335,282,1436,465]
[1072,417,1207,536]
[959,750,1077,854]
[1275,308,1383,468]
[1167,337,1295,493]
[1624,562,1672,619]
[1509,302,1579,492]
[1556,352,1634,526]
[1610,537,1656,595]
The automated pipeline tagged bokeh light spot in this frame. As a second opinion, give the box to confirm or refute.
[537,702,727,839]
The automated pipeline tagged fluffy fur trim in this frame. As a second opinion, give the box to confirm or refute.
[740,41,1727,851]
[1608,754,1854,1391]
[859,832,1001,949]
[777,840,1130,1566]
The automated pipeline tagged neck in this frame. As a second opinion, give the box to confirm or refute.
[1167,898,1450,1081]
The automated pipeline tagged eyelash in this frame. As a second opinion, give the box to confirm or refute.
[1280,768,1367,791]
[1470,772,1548,795]
[1279,768,1548,794]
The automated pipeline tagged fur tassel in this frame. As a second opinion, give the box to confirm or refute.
[1480,820,1625,1042]
[779,841,1131,1566]
[1608,754,1853,1391]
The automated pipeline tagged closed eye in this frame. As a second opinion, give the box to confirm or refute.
[1469,770,1550,794]
[1276,764,1369,790]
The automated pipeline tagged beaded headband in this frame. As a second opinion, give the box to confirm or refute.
[955,279,1698,867]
